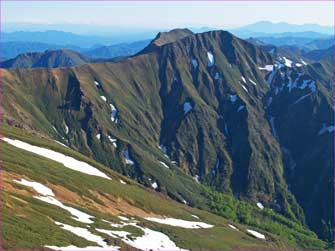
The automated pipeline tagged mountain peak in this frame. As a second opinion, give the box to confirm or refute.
[152,28,194,46]
[139,28,194,54]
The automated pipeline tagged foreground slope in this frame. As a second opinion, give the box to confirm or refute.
[2,125,322,250]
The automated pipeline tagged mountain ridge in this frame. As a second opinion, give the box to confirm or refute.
[2,29,333,247]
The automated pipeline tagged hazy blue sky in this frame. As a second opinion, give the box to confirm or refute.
[2,1,333,29]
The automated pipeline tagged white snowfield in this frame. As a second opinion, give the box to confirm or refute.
[119,179,126,185]
[258,65,274,72]
[283,57,293,68]
[191,59,198,68]
[123,148,135,165]
[207,52,214,67]
[46,222,120,250]
[36,196,94,224]
[3,138,111,180]
[14,178,54,196]
[145,217,213,229]
[97,225,187,251]
[241,76,247,84]
[183,102,193,114]
[14,178,94,224]
[98,217,188,251]
[96,134,101,140]
[247,229,266,240]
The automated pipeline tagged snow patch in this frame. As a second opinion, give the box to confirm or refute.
[48,222,117,248]
[241,85,248,93]
[228,224,238,231]
[237,105,245,112]
[151,182,158,190]
[249,78,257,86]
[159,161,170,169]
[183,102,192,114]
[191,214,199,219]
[14,178,54,196]
[191,59,198,68]
[241,76,246,84]
[15,179,94,224]
[123,148,134,165]
[145,217,213,229]
[230,95,237,103]
[108,136,117,148]
[64,124,69,134]
[283,57,293,68]
[36,196,94,224]
[110,104,118,123]
[247,229,266,240]
[96,134,101,140]
[207,52,214,67]
[258,65,274,72]
[97,224,186,251]
[3,138,111,180]
[100,96,107,102]
[94,81,101,88]
[256,202,264,210]
[119,179,126,185]
[54,140,68,148]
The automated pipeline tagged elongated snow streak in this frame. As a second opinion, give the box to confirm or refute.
[14,178,94,224]
[3,138,111,180]
[207,52,214,67]
[46,222,120,250]
[247,229,266,240]
[145,217,213,229]
[14,178,54,196]
[258,65,274,72]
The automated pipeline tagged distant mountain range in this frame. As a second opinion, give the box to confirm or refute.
[230,21,333,37]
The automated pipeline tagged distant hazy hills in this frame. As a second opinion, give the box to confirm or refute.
[1,49,92,68]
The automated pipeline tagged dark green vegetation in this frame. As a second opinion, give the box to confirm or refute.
[1,29,333,249]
